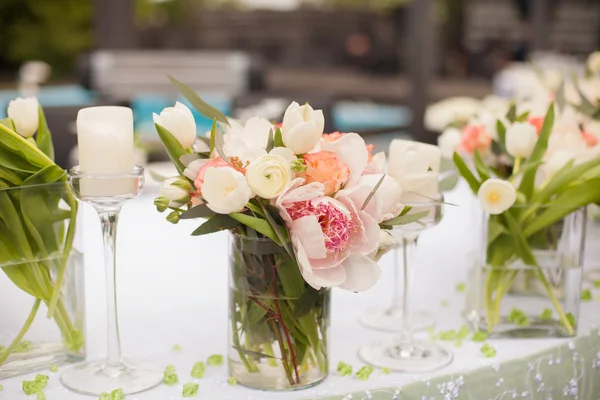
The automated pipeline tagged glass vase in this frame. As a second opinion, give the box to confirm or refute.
[228,233,329,391]
[466,206,586,338]
[0,182,85,379]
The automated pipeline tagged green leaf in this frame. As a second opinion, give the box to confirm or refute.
[506,102,517,123]
[555,79,566,112]
[362,174,386,210]
[439,170,459,192]
[168,75,229,125]
[278,258,305,298]
[516,111,530,122]
[179,153,200,167]
[155,123,186,175]
[294,287,320,319]
[180,203,215,220]
[191,214,239,236]
[36,105,54,161]
[453,152,481,194]
[273,127,284,147]
[231,346,278,360]
[523,178,600,238]
[496,120,507,152]
[381,210,429,228]
[209,118,217,154]
[473,150,490,181]
[503,212,536,266]
[0,120,53,169]
[149,170,169,183]
[230,213,282,245]
[518,104,554,200]
[266,129,274,152]
[0,118,15,131]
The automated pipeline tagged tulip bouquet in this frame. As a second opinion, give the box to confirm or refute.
[454,99,600,336]
[153,77,426,388]
[0,98,84,371]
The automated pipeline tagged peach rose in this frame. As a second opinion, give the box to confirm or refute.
[322,131,346,142]
[194,157,233,194]
[303,151,350,196]
[460,124,492,155]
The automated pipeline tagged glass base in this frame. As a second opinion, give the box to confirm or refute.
[0,343,84,379]
[359,308,436,332]
[61,358,162,395]
[229,359,327,391]
[358,339,453,373]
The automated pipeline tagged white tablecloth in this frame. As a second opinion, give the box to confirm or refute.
[2,177,599,400]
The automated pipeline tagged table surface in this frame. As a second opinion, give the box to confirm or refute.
[2,172,599,400]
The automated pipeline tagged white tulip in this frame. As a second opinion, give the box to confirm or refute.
[202,167,253,214]
[544,150,574,178]
[153,101,196,149]
[160,177,192,207]
[388,139,442,180]
[424,102,454,132]
[505,122,537,159]
[587,51,600,75]
[183,158,208,181]
[281,101,324,154]
[7,97,39,138]
[478,178,516,215]
[245,154,292,199]
[437,127,462,159]
[364,151,386,174]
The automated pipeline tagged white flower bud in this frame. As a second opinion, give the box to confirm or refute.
[7,97,39,138]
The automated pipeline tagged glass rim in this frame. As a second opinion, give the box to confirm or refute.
[486,204,589,210]
[230,231,281,242]
[69,165,145,180]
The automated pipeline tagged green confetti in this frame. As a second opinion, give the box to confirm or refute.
[480,343,497,358]
[471,331,488,342]
[441,300,449,307]
[207,354,223,366]
[457,325,470,340]
[36,392,46,400]
[581,289,592,301]
[22,380,42,395]
[15,340,33,353]
[191,361,205,378]
[594,280,600,288]
[336,361,353,376]
[455,282,466,293]
[183,382,199,397]
[0,384,3,391]
[99,393,112,400]
[35,374,49,389]
[509,308,529,327]
[539,308,553,320]
[381,367,391,375]
[173,344,183,352]
[454,340,463,348]
[49,364,59,372]
[439,330,457,341]
[227,376,238,386]
[163,365,179,386]
[356,365,375,380]
[111,388,125,400]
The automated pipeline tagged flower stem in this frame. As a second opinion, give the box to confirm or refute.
[269,319,295,386]
[0,299,41,365]
[535,267,574,335]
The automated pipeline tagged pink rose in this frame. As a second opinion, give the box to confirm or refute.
[194,157,233,194]
[460,124,492,155]
[303,151,350,196]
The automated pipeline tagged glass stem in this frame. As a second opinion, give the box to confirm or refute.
[390,244,403,312]
[399,235,418,343]
[98,208,124,373]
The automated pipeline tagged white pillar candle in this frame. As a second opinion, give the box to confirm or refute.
[76,106,135,196]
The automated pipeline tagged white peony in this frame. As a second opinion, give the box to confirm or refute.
[245,154,293,199]
[478,179,516,215]
[505,122,538,159]
[281,101,324,154]
[160,177,192,207]
[202,167,253,214]
[438,127,462,159]
[153,101,196,149]
[7,97,39,138]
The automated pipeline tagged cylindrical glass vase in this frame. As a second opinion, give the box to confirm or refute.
[228,233,329,391]
[466,206,586,338]
[0,182,85,378]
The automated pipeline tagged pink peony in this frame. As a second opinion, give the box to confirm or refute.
[276,179,381,292]
[460,124,492,155]
[303,151,350,196]
[194,157,233,194]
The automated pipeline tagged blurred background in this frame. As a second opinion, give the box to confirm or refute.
[0,0,598,168]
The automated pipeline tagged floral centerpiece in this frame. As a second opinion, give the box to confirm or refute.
[153,77,425,389]
[0,98,84,377]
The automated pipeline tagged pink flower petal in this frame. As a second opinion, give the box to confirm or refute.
[338,254,382,292]
[290,216,327,259]
[321,133,368,187]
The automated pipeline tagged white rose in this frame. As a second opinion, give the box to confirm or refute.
[587,51,600,75]
[7,97,39,138]
[477,178,516,215]
[388,139,442,180]
[505,122,537,159]
[437,127,462,159]
[160,177,192,207]
[281,101,324,154]
[245,154,292,199]
[543,150,574,178]
[202,167,253,214]
[153,101,196,149]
